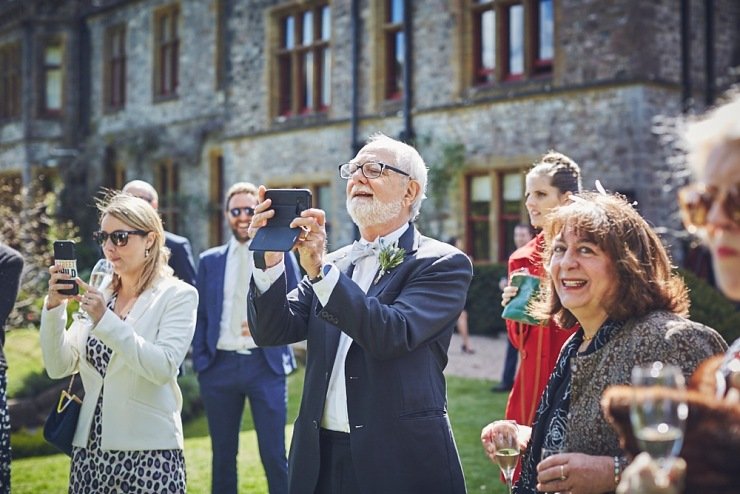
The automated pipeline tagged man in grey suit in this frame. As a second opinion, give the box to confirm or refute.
[122,180,196,286]
[247,133,473,494]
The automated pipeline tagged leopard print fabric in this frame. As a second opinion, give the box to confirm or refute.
[0,371,10,493]
[69,302,186,493]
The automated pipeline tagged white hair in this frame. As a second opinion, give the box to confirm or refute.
[366,133,428,221]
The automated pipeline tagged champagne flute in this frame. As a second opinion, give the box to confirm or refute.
[629,362,688,487]
[73,258,114,323]
[493,421,520,494]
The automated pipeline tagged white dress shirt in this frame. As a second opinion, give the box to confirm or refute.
[321,223,408,432]
[217,237,258,352]
[251,224,409,432]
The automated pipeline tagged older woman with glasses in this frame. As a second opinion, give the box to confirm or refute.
[41,191,198,493]
[606,93,740,494]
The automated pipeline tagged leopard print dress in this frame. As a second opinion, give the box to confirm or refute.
[69,301,186,493]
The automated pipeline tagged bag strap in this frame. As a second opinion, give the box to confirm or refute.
[57,374,82,413]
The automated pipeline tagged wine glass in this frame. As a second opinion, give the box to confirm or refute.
[629,362,688,487]
[493,421,520,494]
[73,259,115,323]
[541,446,566,494]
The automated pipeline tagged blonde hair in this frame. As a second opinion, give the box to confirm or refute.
[684,92,740,177]
[98,191,172,295]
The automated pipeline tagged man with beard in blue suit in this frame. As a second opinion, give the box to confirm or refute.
[192,182,298,494]
[247,134,473,494]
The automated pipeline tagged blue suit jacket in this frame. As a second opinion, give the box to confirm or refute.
[165,231,196,287]
[248,225,473,494]
[192,242,298,375]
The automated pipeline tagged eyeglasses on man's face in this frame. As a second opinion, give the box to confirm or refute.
[678,182,740,233]
[93,230,149,247]
[229,207,255,218]
[338,161,410,180]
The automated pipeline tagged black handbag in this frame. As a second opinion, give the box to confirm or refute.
[43,374,82,457]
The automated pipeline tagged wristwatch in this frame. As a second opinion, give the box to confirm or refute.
[309,264,331,284]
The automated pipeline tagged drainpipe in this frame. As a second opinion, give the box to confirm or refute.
[680,0,692,113]
[704,0,715,106]
[350,0,360,154]
[400,0,413,142]
[21,19,33,188]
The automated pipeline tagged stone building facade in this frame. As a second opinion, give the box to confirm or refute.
[0,0,738,263]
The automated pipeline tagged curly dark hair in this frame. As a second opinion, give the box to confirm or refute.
[531,192,689,329]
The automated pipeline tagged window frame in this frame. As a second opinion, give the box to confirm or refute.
[274,2,331,118]
[155,159,181,234]
[0,42,21,120]
[103,23,127,113]
[465,0,554,90]
[153,3,180,101]
[464,168,528,263]
[40,37,64,117]
[381,0,405,101]
[209,149,225,246]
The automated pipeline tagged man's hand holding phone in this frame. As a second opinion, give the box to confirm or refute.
[249,186,326,278]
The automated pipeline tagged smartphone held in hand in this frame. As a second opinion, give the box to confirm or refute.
[249,189,312,252]
[53,240,79,296]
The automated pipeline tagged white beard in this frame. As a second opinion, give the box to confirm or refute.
[347,194,404,229]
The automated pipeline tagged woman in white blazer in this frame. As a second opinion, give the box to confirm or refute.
[41,192,198,493]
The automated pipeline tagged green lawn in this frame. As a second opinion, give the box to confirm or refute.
[8,329,509,493]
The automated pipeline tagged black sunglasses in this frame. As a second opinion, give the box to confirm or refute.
[229,207,255,218]
[93,229,149,247]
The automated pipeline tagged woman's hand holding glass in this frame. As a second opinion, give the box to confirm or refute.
[538,447,566,493]
[74,259,114,325]
[629,362,688,488]
[481,421,529,494]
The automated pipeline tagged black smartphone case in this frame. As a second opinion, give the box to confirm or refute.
[249,189,312,252]
[53,240,79,296]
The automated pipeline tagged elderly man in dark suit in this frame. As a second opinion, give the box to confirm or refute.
[247,133,473,494]
[0,242,23,492]
[122,180,196,286]
[193,182,298,494]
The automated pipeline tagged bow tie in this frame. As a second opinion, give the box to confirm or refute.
[350,240,381,265]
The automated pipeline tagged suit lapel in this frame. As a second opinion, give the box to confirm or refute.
[213,244,229,319]
[367,224,419,297]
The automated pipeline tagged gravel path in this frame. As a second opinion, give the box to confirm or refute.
[444,332,509,381]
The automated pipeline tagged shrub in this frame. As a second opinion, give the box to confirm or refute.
[178,373,204,424]
[0,176,79,330]
[10,427,60,459]
[680,268,740,343]
[467,263,508,336]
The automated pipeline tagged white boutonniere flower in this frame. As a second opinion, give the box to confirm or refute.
[374,241,405,284]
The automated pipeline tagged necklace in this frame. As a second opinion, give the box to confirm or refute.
[113,293,138,320]
[583,334,595,341]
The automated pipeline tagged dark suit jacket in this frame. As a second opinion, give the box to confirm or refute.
[192,242,299,375]
[248,225,473,494]
[165,231,196,286]
[0,243,23,369]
